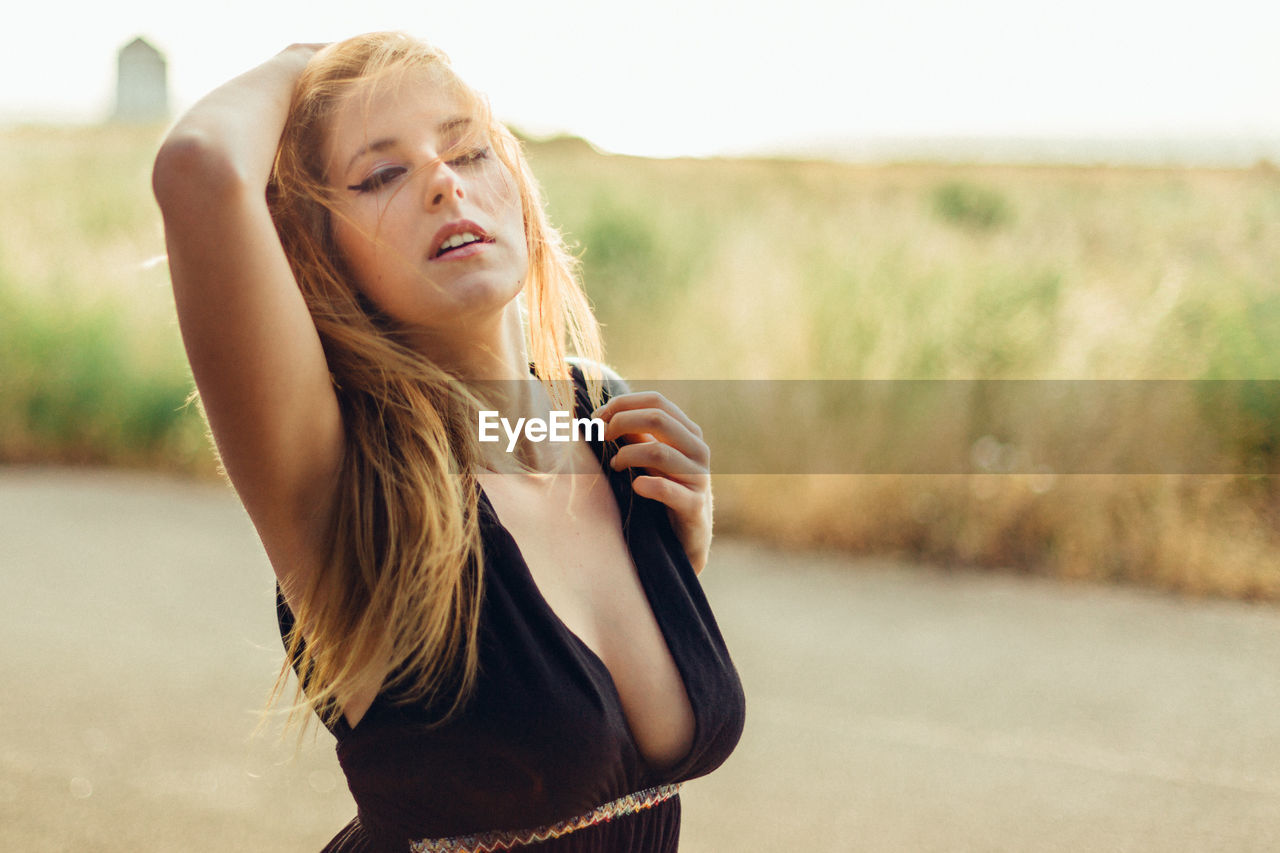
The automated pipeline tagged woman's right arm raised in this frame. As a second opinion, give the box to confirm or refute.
[153,45,342,574]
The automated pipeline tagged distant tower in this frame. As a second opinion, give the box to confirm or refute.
[112,37,168,123]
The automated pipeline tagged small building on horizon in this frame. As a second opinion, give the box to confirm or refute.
[112,37,168,123]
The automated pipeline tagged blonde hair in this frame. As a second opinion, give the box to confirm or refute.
[266,32,604,728]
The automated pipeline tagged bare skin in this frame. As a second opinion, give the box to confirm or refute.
[152,44,712,766]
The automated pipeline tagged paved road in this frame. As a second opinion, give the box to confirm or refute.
[2,468,1278,851]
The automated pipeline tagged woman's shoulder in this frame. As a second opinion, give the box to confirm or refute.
[565,357,630,399]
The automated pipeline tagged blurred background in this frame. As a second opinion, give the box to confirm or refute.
[3,1,1280,850]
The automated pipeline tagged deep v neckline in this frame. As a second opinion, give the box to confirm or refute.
[475,459,699,778]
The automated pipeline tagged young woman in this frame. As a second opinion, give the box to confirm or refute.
[152,32,745,852]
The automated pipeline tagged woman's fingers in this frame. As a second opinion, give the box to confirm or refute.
[593,391,703,439]
[633,474,713,575]
[593,390,714,573]
[631,475,705,515]
[604,414,709,464]
[609,438,708,483]
[594,400,710,468]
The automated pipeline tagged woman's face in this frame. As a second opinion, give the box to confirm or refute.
[322,70,528,333]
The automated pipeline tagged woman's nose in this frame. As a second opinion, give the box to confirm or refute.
[425,160,465,208]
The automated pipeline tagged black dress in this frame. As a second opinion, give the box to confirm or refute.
[276,378,746,852]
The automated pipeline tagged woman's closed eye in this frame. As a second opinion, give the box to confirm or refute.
[446,147,489,168]
[346,148,486,193]
[347,165,408,193]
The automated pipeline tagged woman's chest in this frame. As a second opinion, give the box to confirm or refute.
[338,472,746,839]
[478,469,696,772]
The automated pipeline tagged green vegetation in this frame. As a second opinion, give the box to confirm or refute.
[0,280,200,464]
[0,126,211,472]
[931,180,1014,230]
[3,125,1277,599]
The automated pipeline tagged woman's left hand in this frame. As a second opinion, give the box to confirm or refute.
[593,392,712,574]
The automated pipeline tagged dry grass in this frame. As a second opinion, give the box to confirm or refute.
[526,145,1280,599]
[2,124,1277,598]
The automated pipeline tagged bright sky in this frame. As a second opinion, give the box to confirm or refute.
[6,0,1279,158]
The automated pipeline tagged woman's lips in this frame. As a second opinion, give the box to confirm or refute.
[430,239,492,262]
[428,219,493,259]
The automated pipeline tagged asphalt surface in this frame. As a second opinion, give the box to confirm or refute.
[2,468,1278,851]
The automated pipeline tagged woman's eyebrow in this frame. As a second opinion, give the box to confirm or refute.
[438,116,479,148]
[345,138,398,174]
[439,116,471,135]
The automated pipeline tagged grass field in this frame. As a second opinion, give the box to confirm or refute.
[2,124,1277,598]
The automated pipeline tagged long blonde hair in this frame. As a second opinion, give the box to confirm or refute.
[266,32,604,728]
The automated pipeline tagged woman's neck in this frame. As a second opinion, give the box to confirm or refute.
[405,300,574,474]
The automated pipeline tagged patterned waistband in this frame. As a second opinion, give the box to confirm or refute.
[408,783,682,853]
